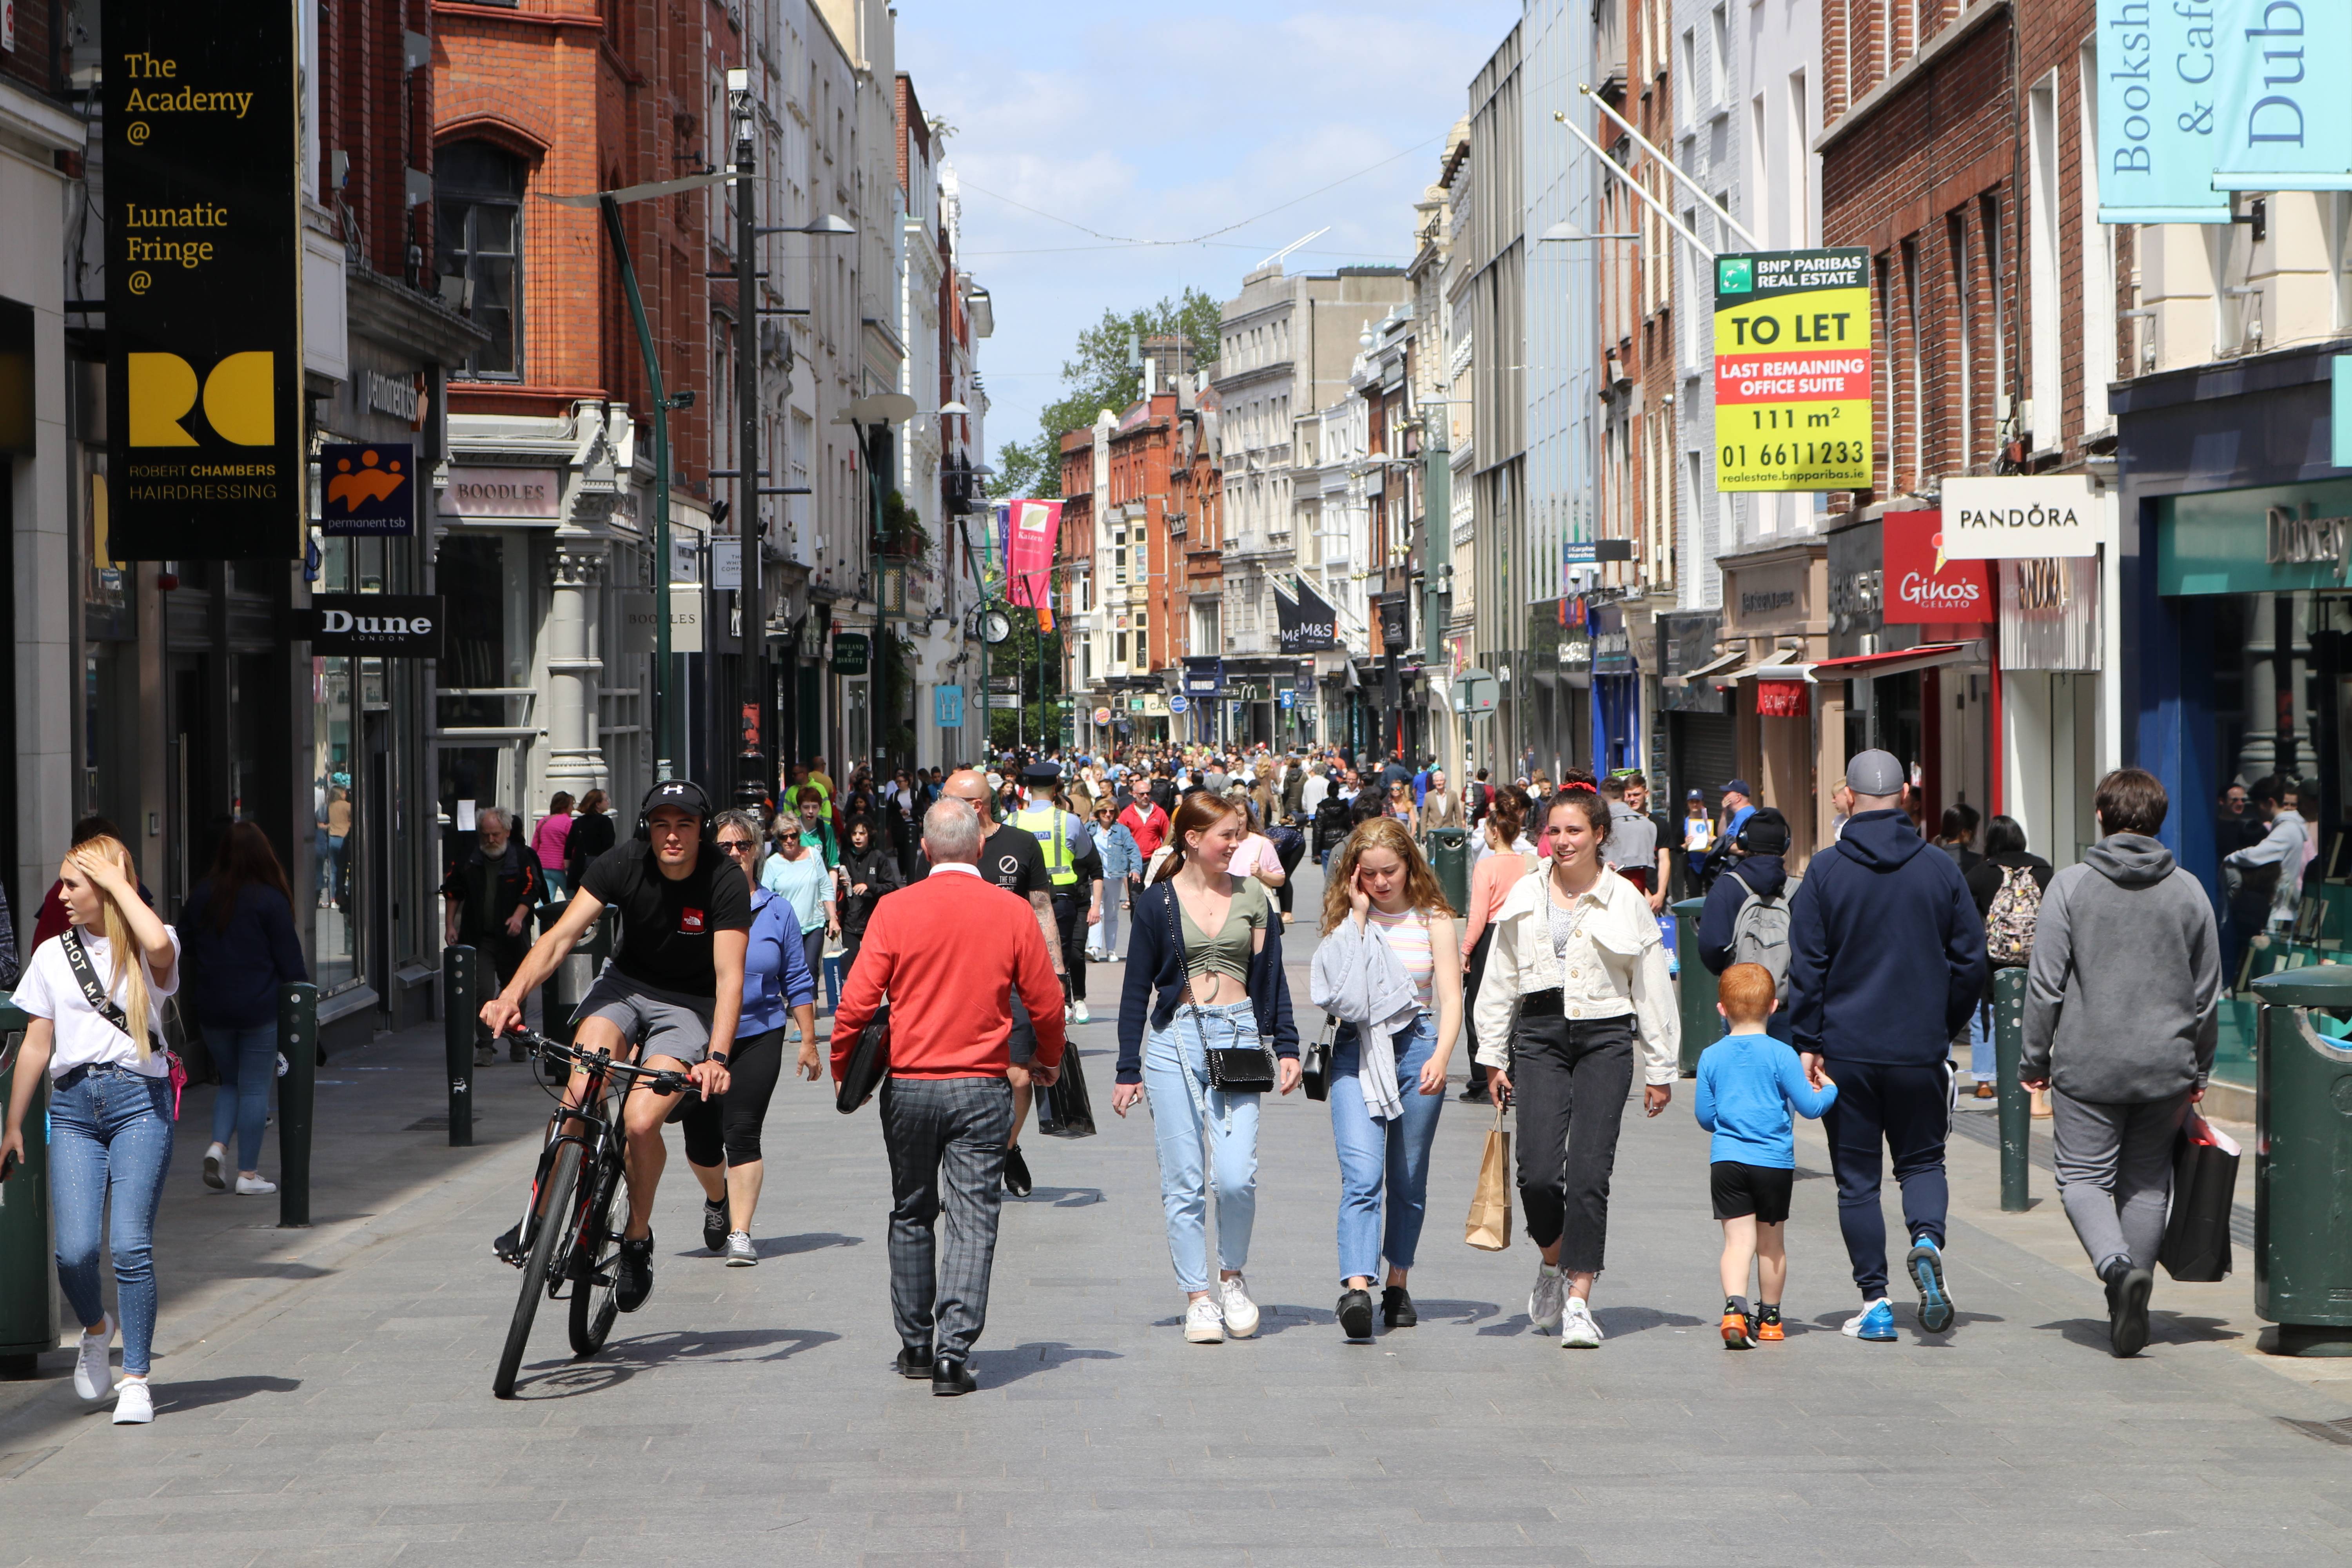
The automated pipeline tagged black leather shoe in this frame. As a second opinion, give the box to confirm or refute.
[2110,1267,2154,1358]
[1003,1145,1033,1197]
[1458,1085,1490,1103]
[1381,1285,1417,1328]
[1338,1288,1375,1341]
[895,1345,935,1379]
[931,1354,976,1396]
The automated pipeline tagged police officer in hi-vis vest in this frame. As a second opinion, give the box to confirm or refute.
[1014,760,1101,1024]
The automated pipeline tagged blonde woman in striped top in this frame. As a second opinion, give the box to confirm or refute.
[1318,817,1462,1339]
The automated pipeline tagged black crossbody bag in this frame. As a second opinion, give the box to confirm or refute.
[1162,881,1278,1093]
[60,929,185,1118]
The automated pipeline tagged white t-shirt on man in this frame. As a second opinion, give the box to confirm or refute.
[13,928,183,1079]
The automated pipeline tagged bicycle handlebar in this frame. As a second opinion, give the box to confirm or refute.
[507,1030,704,1098]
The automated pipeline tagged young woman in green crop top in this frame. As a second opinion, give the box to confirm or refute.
[1111,792,1299,1345]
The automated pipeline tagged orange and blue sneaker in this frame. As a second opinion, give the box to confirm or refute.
[1755,1304,1785,1342]
[1720,1298,1757,1350]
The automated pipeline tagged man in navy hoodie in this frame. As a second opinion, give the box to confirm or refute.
[1787,750,1987,1343]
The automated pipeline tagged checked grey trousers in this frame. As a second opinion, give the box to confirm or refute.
[881,1074,1014,1360]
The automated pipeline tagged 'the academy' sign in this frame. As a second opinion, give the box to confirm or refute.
[1712,249,1871,492]
[105,2,303,559]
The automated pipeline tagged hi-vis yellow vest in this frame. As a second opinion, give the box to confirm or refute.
[1014,802,1079,887]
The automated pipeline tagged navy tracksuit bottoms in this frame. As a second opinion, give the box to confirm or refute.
[1819,1058,1954,1299]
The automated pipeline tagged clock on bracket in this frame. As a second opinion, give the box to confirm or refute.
[982,610,1012,645]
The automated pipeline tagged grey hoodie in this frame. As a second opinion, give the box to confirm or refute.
[2022,833,2220,1102]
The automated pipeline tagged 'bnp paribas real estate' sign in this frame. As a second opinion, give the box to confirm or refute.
[2096,0,2352,224]
[104,0,303,559]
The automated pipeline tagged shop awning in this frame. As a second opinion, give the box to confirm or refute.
[1671,648,1748,688]
[1751,662,1816,684]
[1811,641,1980,681]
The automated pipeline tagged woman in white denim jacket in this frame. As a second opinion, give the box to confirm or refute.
[1473,788,1678,1348]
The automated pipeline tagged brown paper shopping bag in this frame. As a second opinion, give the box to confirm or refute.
[1464,1105,1512,1251]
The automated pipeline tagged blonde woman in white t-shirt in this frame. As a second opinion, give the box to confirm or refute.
[1,834,183,1424]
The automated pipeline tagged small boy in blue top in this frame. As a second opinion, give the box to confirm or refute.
[1694,963,1837,1348]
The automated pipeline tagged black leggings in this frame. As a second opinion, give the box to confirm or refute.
[682,1026,787,1168]
[1052,891,1087,1002]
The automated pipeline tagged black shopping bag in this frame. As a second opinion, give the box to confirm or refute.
[2160,1110,2241,1283]
[1034,1042,1098,1139]
[834,1002,890,1114]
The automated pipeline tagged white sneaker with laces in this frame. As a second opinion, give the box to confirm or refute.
[1560,1296,1604,1349]
[1218,1274,1260,1338]
[112,1379,154,1424]
[235,1174,277,1196]
[1072,1000,1090,1024]
[1528,1264,1566,1334]
[73,1314,114,1401]
[1183,1297,1227,1343]
[201,1143,226,1191]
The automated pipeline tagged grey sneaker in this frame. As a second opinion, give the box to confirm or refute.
[1528,1264,1566,1334]
[724,1231,758,1267]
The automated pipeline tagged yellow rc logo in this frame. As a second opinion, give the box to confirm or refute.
[127,350,275,446]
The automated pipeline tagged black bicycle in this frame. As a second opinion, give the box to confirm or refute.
[490,1030,695,1399]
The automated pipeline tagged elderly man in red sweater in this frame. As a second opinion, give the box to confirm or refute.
[833,796,1067,1396]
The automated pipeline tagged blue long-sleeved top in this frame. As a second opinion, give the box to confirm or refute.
[739,887,818,1034]
[1693,1031,1837,1167]
[176,881,310,1029]
[1116,878,1298,1085]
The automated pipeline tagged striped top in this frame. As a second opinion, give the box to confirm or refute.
[1367,904,1437,1009]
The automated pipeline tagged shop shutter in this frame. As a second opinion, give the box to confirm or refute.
[1671,711,1739,810]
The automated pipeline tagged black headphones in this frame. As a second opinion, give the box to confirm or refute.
[635,779,717,845]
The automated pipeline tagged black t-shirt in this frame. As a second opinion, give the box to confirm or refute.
[580,838,753,997]
[979,822,1048,899]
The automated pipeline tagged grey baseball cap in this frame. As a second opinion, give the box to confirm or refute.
[1845,749,1906,797]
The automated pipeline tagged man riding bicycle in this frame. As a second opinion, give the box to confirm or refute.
[480,779,750,1314]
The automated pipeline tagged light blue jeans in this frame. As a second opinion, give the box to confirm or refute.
[1968,1000,1994,1079]
[206,1023,278,1172]
[1330,1013,1443,1282]
[1143,1001,1261,1292]
[51,1065,176,1375]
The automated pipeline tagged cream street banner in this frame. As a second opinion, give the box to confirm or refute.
[1940,475,2107,559]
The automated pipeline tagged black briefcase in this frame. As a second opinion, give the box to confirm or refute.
[1034,1042,1098,1138]
[834,1002,890,1114]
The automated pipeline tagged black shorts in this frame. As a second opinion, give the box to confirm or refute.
[1710,1161,1794,1224]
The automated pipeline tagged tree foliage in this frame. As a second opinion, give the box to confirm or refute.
[987,288,1224,503]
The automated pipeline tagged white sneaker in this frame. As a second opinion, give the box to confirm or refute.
[73,1314,115,1400]
[1219,1274,1260,1339]
[235,1174,277,1196]
[1528,1264,1566,1334]
[1561,1296,1603,1349]
[111,1379,154,1424]
[201,1144,226,1191]
[1183,1297,1227,1343]
[1072,1000,1090,1024]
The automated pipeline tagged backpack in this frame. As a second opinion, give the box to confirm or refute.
[1985,864,2043,967]
[1731,880,1793,1004]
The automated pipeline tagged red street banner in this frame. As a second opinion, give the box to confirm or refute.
[1881,509,1992,625]
[1756,679,1811,718]
[1005,498,1061,610]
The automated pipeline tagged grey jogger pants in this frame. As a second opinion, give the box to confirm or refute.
[2049,1087,2192,1274]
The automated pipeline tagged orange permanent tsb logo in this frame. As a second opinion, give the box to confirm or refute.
[320,443,417,536]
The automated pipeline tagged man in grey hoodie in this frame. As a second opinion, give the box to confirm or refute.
[2022,768,2221,1359]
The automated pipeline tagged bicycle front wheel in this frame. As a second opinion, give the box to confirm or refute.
[494,1140,581,1399]
[567,1154,630,1357]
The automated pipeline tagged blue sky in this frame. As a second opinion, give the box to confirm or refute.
[898,0,1524,461]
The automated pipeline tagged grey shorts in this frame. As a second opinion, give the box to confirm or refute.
[573,965,717,1064]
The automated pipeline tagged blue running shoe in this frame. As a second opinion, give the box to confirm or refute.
[1908,1236,1954,1333]
[1841,1299,1897,1341]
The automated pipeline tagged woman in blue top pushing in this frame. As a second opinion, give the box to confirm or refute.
[1695,963,1837,1349]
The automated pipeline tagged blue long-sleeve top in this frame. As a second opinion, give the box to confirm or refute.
[176,880,310,1029]
[739,887,818,1035]
[1693,1031,1837,1168]
[1115,878,1298,1085]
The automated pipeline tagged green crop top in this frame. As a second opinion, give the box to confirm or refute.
[1179,875,1269,986]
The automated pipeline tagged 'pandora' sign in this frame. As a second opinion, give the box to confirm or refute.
[1941,475,2105,559]
[294,594,443,656]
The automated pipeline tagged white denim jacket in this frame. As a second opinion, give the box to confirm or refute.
[1470,863,1679,1085]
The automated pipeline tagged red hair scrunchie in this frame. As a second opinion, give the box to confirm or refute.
[1564,781,1599,795]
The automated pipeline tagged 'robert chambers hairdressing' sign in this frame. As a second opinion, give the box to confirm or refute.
[104,0,303,559]
[294,595,444,657]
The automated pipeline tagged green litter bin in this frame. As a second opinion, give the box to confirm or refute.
[2252,964,2352,1356]
[0,993,54,1378]
[1672,898,1713,1077]
[1427,827,1471,924]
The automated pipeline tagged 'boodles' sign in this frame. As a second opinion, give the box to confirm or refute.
[105,0,303,559]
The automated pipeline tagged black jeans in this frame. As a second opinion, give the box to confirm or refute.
[1051,890,1087,1002]
[1509,1012,1636,1274]
[682,1026,788,1169]
[1462,926,1497,1093]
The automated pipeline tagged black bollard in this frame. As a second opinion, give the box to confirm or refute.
[442,945,476,1147]
[1994,966,2030,1212]
[277,982,319,1227]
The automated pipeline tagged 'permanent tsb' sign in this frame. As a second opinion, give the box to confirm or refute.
[105,0,303,559]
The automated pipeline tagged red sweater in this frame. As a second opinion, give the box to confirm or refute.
[831,867,1068,1080]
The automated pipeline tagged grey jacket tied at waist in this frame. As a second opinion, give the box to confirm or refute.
[2022,833,2221,1102]
[1310,915,1421,1122]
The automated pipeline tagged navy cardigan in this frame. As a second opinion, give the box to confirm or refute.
[1116,878,1299,1085]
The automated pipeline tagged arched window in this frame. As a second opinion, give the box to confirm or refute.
[435,140,527,379]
